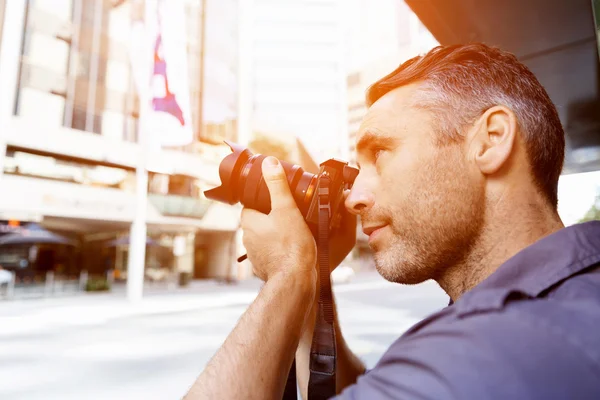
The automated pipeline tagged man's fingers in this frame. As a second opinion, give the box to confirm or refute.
[241,208,263,229]
[262,157,296,210]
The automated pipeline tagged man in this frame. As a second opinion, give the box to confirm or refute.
[185,43,600,399]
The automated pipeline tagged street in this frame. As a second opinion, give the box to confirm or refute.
[0,272,449,400]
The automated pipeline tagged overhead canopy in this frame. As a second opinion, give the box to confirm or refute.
[0,223,76,246]
[406,0,600,174]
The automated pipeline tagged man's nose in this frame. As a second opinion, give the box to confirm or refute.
[345,186,375,216]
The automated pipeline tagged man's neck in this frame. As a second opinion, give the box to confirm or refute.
[438,194,565,301]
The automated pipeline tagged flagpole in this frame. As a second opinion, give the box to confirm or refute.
[126,129,149,303]
[127,0,155,303]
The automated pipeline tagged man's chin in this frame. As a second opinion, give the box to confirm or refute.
[373,253,430,285]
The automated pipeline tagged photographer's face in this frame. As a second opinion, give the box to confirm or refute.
[346,84,485,284]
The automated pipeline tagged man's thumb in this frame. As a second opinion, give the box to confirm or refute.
[262,157,295,210]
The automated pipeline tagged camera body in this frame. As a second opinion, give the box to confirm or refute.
[203,141,359,232]
[303,158,358,231]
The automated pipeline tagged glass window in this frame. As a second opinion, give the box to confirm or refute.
[0,0,5,48]
[26,31,70,75]
[148,173,199,197]
[254,23,338,44]
[149,173,169,195]
[107,1,129,40]
[16,1,72,123]
[124,115,139,143]
[17,88,65,127]
[101,110,125,140]
[30,0,72,21]
[255,65,339,83]
[13,0,240,149]
[200,0,239,144]
[105,60,129,92]
[62,0,109,135]
[71,106,87,131]
[254,1,337,24]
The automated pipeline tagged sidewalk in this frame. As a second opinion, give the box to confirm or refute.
[0,271,392,337]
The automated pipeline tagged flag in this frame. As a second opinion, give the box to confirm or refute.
[130,0,193,148]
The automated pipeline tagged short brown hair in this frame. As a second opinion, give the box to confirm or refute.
[367,43,565,207]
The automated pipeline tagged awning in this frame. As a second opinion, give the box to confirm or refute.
[406,0,600,174]
[0,223,76,246]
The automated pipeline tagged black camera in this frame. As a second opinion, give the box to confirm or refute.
[204,141,359,232]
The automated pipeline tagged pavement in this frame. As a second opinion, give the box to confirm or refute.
[0,271,449,400]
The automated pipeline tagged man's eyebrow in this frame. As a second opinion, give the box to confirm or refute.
[356,131,398,154]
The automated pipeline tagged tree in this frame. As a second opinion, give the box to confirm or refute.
[248,133,293,162]
[579,191,600,223]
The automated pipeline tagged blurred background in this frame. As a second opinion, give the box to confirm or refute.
[0,0,598,399]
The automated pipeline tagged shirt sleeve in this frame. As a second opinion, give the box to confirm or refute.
[333,306,600,400]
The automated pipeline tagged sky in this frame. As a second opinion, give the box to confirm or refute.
[557,170,600,225]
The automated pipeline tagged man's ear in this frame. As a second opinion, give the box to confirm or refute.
[469,105,518,175]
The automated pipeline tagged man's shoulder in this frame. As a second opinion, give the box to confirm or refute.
[477,263,600,357]
[403,290,598,346]
[403,278,600,365]
[344,292,600,400]
[549,261,600,304]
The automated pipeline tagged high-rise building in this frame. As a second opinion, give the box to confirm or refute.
[0,0,5,51]
[200,0,240,146]
[243,0,349,163]
[0,0,244,287]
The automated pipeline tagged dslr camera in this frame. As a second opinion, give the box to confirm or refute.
[204,141,359,233]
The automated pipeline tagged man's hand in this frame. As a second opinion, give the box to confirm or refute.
[241,157,317,282]
[186,157,325,399]
[185,157,360,399]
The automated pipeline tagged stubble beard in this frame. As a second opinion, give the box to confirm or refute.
[369,149,486,285]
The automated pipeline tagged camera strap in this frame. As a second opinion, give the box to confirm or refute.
[308,174,337,399]
[282,175,337,400]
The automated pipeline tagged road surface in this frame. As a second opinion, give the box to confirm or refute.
[0,271,448,399]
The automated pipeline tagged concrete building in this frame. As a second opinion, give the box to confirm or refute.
[0,0,245,290]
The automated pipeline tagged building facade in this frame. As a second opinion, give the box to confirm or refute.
[243,0,349,163]
[0,0,245,287]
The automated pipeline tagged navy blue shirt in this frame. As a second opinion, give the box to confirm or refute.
[337,221,600,399]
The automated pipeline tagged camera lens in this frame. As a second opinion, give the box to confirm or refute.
[204,141,317,216]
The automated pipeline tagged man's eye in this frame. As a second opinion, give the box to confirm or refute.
[374,148,385,160]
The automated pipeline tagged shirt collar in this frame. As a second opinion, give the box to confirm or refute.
[455,221,600,315]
